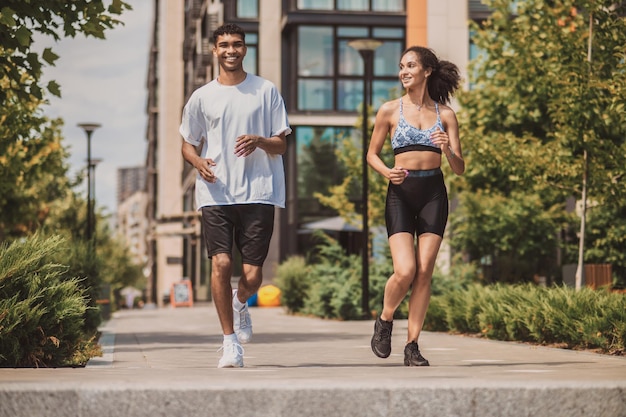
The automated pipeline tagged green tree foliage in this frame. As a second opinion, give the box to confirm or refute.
[0,87,72,240]
[454,0,626,282]
[0,0,131,104]
[585,203,626,287]
[0,1,131,240]
[297,128,348,222]
[43,200,146,315]
[315,107,396,228]
[42,187,89,242]
[95,219,144,297]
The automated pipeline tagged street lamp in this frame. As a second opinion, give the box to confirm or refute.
[89,157,103,245]
[348,39,382,319]
[78,123,101,242]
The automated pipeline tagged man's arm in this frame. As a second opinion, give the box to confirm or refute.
[234,132,287,157]
[182,140,217,183]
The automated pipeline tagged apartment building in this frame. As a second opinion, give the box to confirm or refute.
[143,0,484,305]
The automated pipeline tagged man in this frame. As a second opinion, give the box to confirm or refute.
[180,23,291,368]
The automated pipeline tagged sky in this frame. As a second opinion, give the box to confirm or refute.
[38,1,153,217]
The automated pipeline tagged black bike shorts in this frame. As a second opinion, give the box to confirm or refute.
[385,168,448,238]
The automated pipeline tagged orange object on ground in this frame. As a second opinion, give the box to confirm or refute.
[257,284,281,307]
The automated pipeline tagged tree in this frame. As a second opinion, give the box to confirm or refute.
[315,108,396,229]
[0,1,132,240]
[298,127,348,222]
[0,0,131,105]
[0,87,72,240]
[453,0,626,283]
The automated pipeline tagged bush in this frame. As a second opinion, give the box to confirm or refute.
[369,242,396,318]
[422,296,448,331]
[276,236,625,354]
[274,256,310,314]
[54,239,102,334]
[277,232,373,320]
[302,254,363,320]
[0,234,100,367]
[425,283,626,354]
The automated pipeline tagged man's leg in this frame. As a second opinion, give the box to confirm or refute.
[211,252,235,335]
[232,204,275,344]
[232,264,262,344]
[201,206,244,367]
[211,252,245,368]
[237,264,263,301]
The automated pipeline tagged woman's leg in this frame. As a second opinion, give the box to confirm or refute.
[406,232,442,343]
[380,232,417,321]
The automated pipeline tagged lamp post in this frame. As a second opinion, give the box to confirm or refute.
[78,123,101,242]
[89,157,103,245]
[348,39,382,319]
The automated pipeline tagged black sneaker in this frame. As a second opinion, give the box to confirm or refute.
[371,316,393,358]
[404,341,430,366]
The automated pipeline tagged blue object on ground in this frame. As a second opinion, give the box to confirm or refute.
[247,292,258,307]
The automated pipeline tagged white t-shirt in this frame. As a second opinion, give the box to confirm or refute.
[179,74,292,209]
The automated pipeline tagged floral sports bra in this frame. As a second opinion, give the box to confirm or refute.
[391,99,444,155]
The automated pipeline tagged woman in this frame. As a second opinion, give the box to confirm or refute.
[367,46,464,366]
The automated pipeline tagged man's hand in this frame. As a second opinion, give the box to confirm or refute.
[234,134,259,157]
[196,158,217,183]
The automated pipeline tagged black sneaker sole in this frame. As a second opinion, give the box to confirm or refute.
[404,358,430,366]
[371,339,391,358]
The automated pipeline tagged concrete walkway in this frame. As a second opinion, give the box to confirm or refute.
[0,304,624,417]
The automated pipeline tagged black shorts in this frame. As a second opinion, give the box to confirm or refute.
[385,168,448,238]
[201,204,275,266]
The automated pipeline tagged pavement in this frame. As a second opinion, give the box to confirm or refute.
[0,303,625,417]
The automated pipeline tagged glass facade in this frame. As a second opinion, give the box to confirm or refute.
[297,0,404,11]
[243,33,258,75]
[237,0,258,18]
[296,25,404,112]
[295,126,356,222]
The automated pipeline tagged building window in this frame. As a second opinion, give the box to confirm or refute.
[297,0,333,9]
[244,32,258,75]
[296,126,355,223]
[296,25,404,112]
[296,0,404,12]
[372,0,403,12]
[237,0,258,18]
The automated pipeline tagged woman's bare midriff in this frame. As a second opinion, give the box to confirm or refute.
[394,150,441,171]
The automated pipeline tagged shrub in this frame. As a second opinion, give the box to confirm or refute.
[302,251,363,320]
[422,296,448,331]
[274,256,310,314]
[52,239,103,333]
[0,234,99,367]
[425,282,626,354]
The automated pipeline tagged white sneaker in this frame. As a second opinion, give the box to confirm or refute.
[217,341,244,368]
[233,291,253,344]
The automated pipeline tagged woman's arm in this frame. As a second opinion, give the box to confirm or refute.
[431,107,465,175]
[367,101,408,184]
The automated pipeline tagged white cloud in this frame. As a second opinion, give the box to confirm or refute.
[39,0,153,216]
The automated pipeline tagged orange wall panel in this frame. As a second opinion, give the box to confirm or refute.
[406,0,427,47]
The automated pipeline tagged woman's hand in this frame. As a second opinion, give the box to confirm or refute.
[430,128,451,154]
[389,166,409,185]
